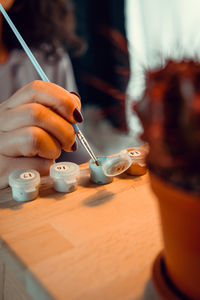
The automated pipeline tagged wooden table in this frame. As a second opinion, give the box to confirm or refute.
[0,163,163,300]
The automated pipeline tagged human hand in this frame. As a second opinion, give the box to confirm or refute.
[0,80,82,189]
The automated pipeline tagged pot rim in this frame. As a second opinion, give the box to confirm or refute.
[149,171,200,203]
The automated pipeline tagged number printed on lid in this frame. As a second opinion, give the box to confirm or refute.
[20,172,35,180]
[129,150,141,157]
[55,164,69,172]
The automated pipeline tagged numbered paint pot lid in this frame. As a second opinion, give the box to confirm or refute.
[127,147,148,160]
[102,150,132,177]
[8,169,40,189]
[50,162,80,179]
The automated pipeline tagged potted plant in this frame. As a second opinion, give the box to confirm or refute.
[135,59,200,299]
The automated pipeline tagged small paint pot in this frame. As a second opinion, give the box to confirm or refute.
[8,169,40,202]
[89,157,113,185]
[50,162,80,193]
[102,150,132,177]
[126,147,148,175]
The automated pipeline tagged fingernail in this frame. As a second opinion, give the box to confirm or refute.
[70,91,81,99]
[73,108,83,123]
[71,141,77,152]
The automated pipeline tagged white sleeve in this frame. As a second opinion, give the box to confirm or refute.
[51,51,78,93]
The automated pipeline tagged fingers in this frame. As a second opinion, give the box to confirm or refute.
[0,127,63,159]
[70,91,81,107]
[0,82,81,184]
[0,103,75,151]
[0,155,53,189]
[0,81,82,124]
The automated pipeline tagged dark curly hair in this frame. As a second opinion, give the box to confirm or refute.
[3,0,84,56]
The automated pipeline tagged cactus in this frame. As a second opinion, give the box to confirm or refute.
[135,59,200,193]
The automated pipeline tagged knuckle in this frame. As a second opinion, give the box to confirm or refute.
[28,103,43,123]
[28,80,44,96]
[23,127,61,159]
[25,127,41,156]
[29,80,42,91]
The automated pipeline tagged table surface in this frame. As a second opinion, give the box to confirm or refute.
[0,163,163,300]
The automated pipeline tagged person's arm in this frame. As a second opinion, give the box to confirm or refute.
[0,80,82,189]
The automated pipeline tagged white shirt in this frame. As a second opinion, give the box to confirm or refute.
[0,48,77,102]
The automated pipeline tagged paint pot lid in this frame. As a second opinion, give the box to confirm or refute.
[50,162,80,179]
[102,150,132,177]
[9,169,40,189]
[127,147,148,161]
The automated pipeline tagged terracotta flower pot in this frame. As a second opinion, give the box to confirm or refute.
[149,172,200,300]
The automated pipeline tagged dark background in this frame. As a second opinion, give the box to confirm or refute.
[70,0,130,132]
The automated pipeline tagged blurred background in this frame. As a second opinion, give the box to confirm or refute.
[70,0,135,157]
[70,0,200,156]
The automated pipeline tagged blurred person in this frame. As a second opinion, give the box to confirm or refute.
[0,0,88,189]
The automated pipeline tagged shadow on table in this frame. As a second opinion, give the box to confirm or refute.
[0,187,23,210]
[83,188,114,207]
